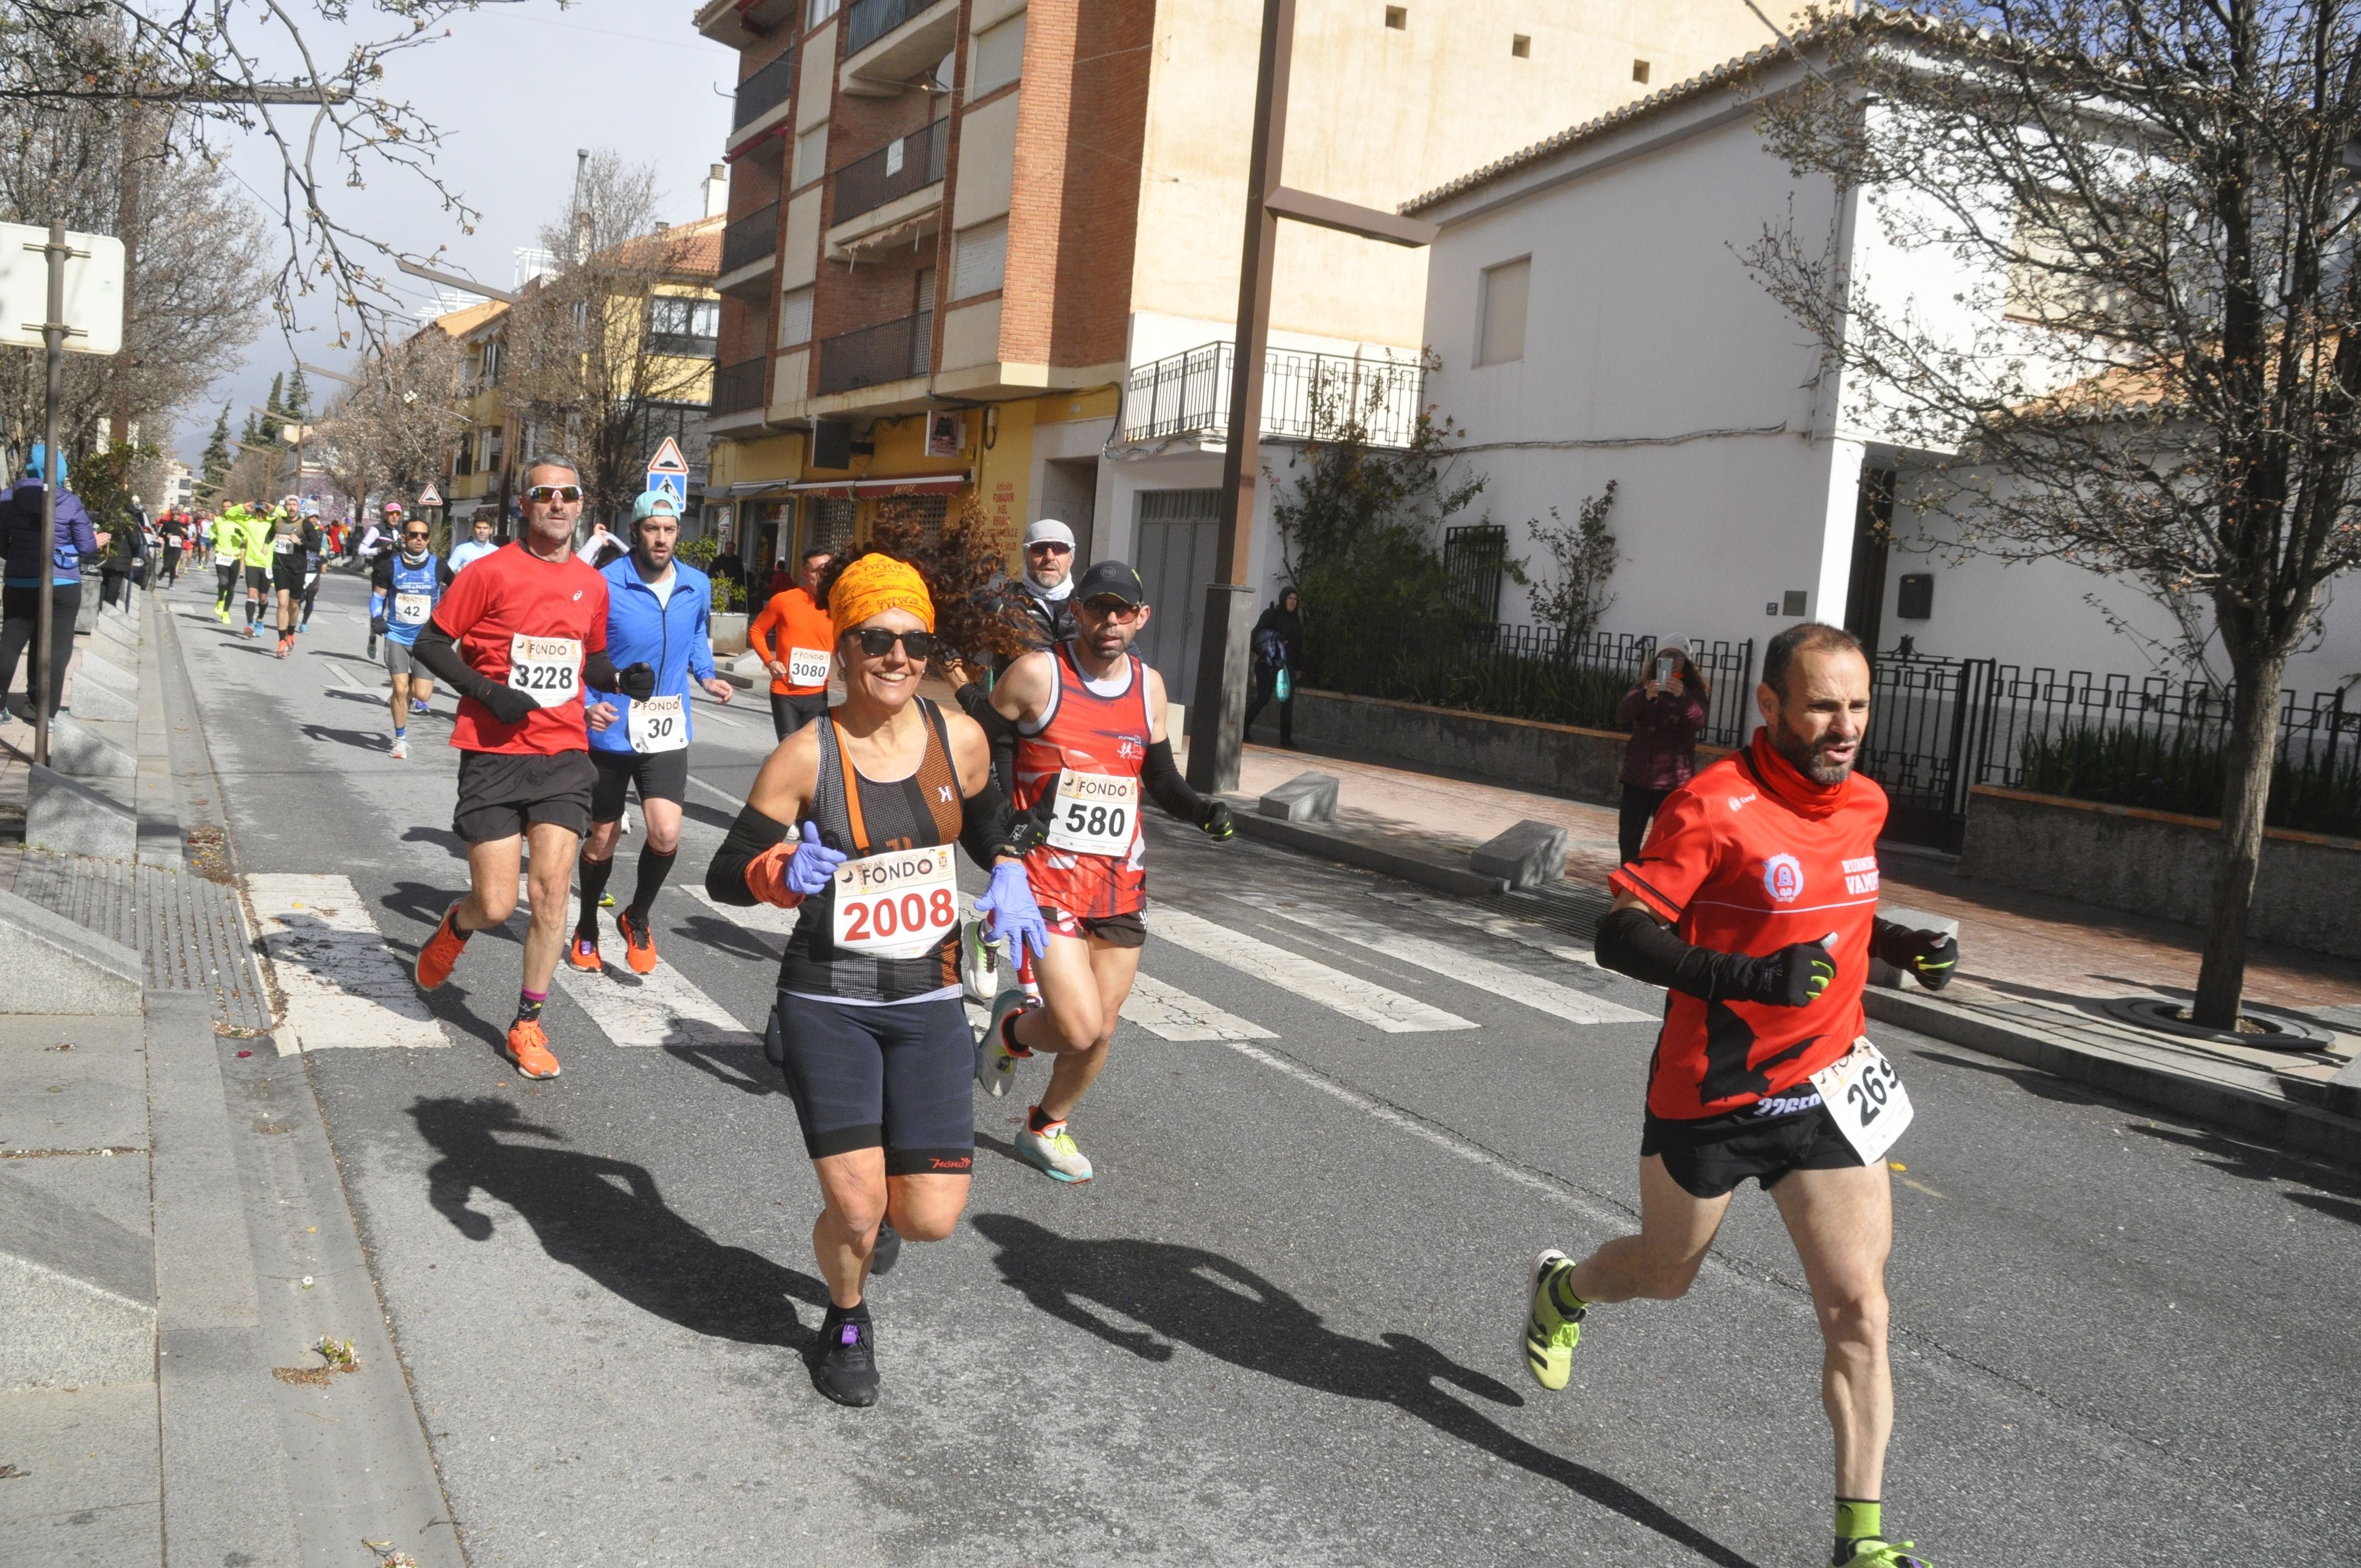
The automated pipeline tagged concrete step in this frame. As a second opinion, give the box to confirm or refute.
[45,713,135,779]
[0,1169,156,1391]
[0,886,142,1014]
[26,763,137,860]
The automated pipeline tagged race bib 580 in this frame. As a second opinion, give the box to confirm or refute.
[1045,769,1140,857]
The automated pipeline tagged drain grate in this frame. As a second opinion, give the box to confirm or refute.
[14,850,272,1033]
[1481,878,1614,945]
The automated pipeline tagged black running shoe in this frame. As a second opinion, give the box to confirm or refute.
[870,1222,902,1277]
[812,1311,879,1407]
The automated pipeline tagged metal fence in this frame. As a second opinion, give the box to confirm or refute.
[833,118,948,224]
[711,356,768,416]
[815,309,931,394]
[732,48,796,129]
[846,0,927,53]
[719,202,779,276]
[1120,341,1426,448]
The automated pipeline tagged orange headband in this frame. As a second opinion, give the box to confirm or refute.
[828,552,935,636]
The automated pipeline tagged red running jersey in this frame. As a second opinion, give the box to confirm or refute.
[1608,731,1889,1120]
[430,541,610,755]
[1013,644,1155,920]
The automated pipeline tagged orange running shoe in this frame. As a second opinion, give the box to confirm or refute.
[567,930,602,972]
[616,911,658,975]
[505,1019,561,1079]
[413,902,470,992]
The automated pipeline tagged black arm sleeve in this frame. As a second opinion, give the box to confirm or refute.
[410,619,504,705]
[583,649,621,693]
[1141,738,1205,823]
[1594,904,1768,1004]
[705,803,792,908]
[956,772,1022,872]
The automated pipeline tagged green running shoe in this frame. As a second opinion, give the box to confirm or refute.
[1838,1543,1929,1568]
[1522,1248,1586,1391]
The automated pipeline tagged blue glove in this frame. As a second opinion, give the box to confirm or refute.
[974,859,1050,969]
[786,820,848,899]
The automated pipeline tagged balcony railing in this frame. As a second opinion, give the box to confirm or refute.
[712,356,769,415]
[648,331,720,360]
[817,310,932,395]
[833,119,948,225]
[732,48,797,129]
[719,200,781,276]
[1119,341,1427,448]
[845,0,926,53]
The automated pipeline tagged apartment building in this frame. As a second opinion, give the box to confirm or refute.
[696,0,1774,693]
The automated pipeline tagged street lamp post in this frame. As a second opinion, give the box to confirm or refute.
[1183,0,1438,795]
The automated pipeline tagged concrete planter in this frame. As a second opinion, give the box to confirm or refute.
[1290,687,1729,805]
[1960,784,2361,960]
[709,612,749,657]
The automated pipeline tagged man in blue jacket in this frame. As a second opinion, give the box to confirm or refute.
[0,446,107,721]
[570,491,736,975]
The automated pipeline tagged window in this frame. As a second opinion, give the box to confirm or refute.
[807,0,839,28]
[795,123,829,188]
[952,217,1007,299]
[779,285,814,348]
[1476,257,1529,366]
[1631,58,1650,84]
[971,12,1026,95]
[1511,34,1529,57]
[914,265,936,315]
[648,295,720,356]
[481,338,502,383]
[1384,6,1405,28]
[486,426,504,473]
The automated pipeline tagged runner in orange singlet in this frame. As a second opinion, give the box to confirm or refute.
[966,559,1234,1182]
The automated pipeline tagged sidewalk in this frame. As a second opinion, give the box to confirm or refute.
[1223,738,2361,1164]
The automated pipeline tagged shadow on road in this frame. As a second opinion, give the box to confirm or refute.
[411,1094,824,1344]
[663,1036,781,1098]
[968,1213,1762,1567]
[300,721,393,754]
[2124,1121,2361,1226]
[1912,1049,2103,1107]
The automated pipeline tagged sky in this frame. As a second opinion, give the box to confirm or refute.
[180,0,738,466]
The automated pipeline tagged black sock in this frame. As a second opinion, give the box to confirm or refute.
[999,1011,1033,1059]
[575,853,615,934]
[624,846,676,923]
[819,1299,869,1334]
[1027,1103,1060,1134]
[515,988,546,1027]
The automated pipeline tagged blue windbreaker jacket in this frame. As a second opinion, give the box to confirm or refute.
[586,555,718,755]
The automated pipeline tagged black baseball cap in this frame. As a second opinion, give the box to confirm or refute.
[1073,559,1146,607]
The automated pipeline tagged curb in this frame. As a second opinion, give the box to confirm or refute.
[1227,805,1510,897]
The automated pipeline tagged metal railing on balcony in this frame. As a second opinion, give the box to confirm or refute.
[1119,341,1427,448]
[833,119,948,225]
[712,356,769,415]
[816,310,931,395]
[719,201,781,276]
[845,0,932,54]
[732,48,797,129]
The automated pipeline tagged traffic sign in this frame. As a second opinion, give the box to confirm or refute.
[0,222,124,357]
[646,437,689,507]
[418,482,443,508]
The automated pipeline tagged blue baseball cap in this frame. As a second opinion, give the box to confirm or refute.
[631,490,682,522]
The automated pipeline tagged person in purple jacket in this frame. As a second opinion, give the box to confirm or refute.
[1614,641,1711,864]
[0,445,107,720]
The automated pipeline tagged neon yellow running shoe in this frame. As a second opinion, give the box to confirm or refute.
[1522,1248,1586,1391]
[1838,1543,1929,1568]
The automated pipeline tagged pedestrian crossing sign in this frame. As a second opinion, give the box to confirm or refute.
[646,437,689,507]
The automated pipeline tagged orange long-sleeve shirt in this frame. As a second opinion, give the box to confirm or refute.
[748,586,836,696]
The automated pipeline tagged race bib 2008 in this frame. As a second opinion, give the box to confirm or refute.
[507,635,582,709]
[830,846,959,960]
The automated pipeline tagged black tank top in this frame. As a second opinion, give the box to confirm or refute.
[779,699,968,1005]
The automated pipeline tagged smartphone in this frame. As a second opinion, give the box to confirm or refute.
[1654,654,1677,684]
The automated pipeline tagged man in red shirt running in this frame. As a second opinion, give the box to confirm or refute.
[1522,623,1957,1568]
[405,456,654,1078]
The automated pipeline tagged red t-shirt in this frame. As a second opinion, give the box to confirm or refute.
[1608,731,1889,1120]
[429,541,610,755]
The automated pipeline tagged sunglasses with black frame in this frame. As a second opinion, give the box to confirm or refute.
[847,627,943,660]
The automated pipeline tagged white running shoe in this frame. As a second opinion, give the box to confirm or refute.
[975,987,1030,1098]
[1014,1113,1093,1184]
[958,913,1002,1003]
[390,737,409,760]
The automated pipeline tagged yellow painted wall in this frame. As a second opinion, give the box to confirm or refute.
[708,431,805,488]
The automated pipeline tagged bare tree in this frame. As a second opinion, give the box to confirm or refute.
[313,322,466,513]
[1747,4,2361,1026]
[502,151,719,525]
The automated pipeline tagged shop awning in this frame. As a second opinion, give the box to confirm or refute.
[784,472,970,499]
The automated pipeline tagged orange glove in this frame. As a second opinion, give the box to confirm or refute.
[745,840,804,908]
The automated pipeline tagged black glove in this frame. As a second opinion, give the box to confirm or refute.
[369,615,387,636]
[618,662,656,702]
[1199,799,1235,841]
[480,684,538,727]
[1745,937,1837,1008]
[1876,925,1957,991]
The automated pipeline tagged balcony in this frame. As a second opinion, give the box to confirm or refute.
[833,119,946,226]
[712,356,770,415]
[731,48,797,134]
[696,0,795,46]
[715,201,780,296]
[817,310,931,395]
[1119,341,1427,449]
[841,0,958,95]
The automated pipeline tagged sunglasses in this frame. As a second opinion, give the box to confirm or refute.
[1025,541,1072,554]
[524,484,583,503]
[1081,595,1144,619]
[402,531,429,541]
[850,628,942,660]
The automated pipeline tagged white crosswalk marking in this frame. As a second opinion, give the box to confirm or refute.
[519,882,758,1049]
[246,874,448,1055]
[1146,908,1473,1033]
[1230,892,1653,1026]
[1121,973,1277,1041]
[687,883,798,938]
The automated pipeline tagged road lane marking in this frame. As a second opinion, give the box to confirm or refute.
[687,772,749,807]
[1145,908,1473,1033]
[244,874,448,1055]
[1121,972,1277,1041]
[520,881,758,1049]
[1229,892,1652,1026]
[687,884,798,938]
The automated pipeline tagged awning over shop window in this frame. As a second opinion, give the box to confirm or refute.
[784,473,969,499]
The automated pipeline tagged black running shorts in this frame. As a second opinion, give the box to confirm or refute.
[451,748,596,843]
[769,689,828,742]
[271,556,306,591]
[1042,906,1146,949]
[1640,1098,1865,1199]
[243,563,269,594]
[589,747,688,821]
[774,991,976,1176]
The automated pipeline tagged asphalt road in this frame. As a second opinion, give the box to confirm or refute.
[160,564,2361,1566]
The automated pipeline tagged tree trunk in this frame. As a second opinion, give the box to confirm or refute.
[2191,649,2288,1028]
